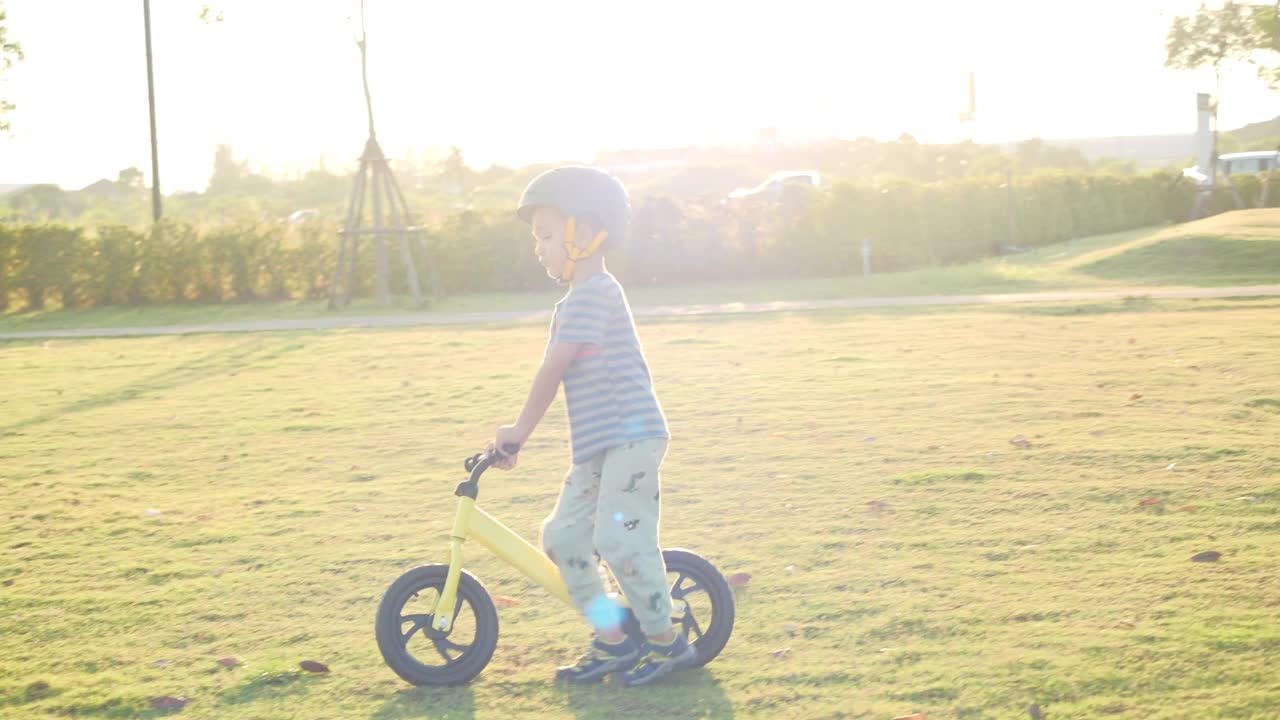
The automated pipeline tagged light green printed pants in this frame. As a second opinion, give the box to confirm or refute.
[540,437,673,637]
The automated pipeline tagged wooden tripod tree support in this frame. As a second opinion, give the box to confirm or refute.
[328,136,441,309]
[328,1,441,310]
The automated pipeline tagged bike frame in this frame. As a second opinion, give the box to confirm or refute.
[429,453,684,633]
[429,492,573,632]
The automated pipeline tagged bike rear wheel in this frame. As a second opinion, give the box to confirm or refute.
[623,549,735,667]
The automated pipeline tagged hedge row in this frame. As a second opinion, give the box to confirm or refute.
[0,170,1251,311]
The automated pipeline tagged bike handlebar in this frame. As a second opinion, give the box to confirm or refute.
[457,444,521,499]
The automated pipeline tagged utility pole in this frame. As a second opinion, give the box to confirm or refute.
[143,0,162,221]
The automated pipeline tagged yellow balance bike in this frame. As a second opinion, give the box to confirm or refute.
[375,447,735,686]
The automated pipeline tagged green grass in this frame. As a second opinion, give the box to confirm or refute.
[3,297,1279,718]
[1075,209,1280,286]
[9,210,1280,334]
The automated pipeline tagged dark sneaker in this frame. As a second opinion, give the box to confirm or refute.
[555,635,641,683]
[620,632,697,687]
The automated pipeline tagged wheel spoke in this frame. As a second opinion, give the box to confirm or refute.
[432,639,454,663]
[400,614,432,647]
[669,572,687,596]
[684,612,704,640]
[438,638,471,654]
[404,597,472,665]
[673,581,702,599]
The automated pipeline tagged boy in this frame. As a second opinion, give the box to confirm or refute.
[487,166,694,686]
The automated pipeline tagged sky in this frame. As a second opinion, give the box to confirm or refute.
[3,0,1280,192]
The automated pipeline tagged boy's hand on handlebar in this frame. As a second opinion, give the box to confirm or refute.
[488,425,525,471]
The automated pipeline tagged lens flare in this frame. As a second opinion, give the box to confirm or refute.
[585,593,625,630]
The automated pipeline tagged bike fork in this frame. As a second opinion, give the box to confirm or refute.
[430,497,475,632]
[430,538,465,632]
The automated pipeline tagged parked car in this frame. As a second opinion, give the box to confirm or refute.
[1182,150,1280,185]
[727,171,820,199]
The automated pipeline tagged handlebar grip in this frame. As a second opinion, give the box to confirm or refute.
[462,444,519,474]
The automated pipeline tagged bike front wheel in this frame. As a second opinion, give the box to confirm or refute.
[375,564,499,686]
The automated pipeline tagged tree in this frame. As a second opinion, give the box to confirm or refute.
[1249,2,1280,85]
[1166,2,1262,181]
[440,146,472,195]
[1015,138,1091,173]
[118,166,145,190]
[207,144,271,195]
[1166,2,1261,95]
[1,2,25,133]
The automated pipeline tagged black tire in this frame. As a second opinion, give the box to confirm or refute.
[375,564,499,686]
[641,549,735,667]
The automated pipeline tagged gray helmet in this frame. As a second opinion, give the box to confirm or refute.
[517,166,630,246]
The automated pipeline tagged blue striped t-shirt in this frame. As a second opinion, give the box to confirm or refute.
[548,272,669,465]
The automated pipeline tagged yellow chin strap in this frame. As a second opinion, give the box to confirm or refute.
[560,215,608,283]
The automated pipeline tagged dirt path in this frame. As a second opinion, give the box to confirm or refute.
[2,285,1278,340]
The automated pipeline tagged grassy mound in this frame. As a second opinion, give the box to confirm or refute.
[1078,209,1280,285]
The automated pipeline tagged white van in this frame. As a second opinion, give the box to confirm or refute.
[1218,151,1280,175]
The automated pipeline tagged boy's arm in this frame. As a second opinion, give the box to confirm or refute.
[492,341,582,467]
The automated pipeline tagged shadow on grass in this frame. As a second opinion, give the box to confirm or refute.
[1,337,312,434]
[562,668,734,720]
[983,298,1280,317]
[218,669,318,706]
[985,296,1159,316]
[370,685,475,720]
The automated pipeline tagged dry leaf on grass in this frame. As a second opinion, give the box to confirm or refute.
[1137,498,1164,507]
[492,595,520,608]
[771,647,791,660]
[1129,393,1144,401]
[1009,435,1032,448]
[150,696,188,711]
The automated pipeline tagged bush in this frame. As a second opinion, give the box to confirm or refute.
[0,170,1207,312]
[13,225,87,310]
[89,225,143,307]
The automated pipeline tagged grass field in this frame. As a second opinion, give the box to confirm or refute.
[4,208,1280,334]
[2,295,1278,719]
